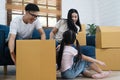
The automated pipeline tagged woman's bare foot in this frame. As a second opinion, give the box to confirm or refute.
[92,71,111,79]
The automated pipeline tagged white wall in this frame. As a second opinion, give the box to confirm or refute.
[1,0,120,26]
[0,0,6,25]
[62,0,120,26]
[62,0,95,25]
[96,0,120,26]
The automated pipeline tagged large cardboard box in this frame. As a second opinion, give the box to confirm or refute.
[81,24,86,32]
[96,48,120,70]
[96,26,120,48]
[16,40,56,80]
[76,32,86,45]
[76,24,86,45]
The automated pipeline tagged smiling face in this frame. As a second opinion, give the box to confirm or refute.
[26,11,39,24]
[71,12,78,24]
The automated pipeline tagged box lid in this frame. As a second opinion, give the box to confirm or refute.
[96,26,120,48]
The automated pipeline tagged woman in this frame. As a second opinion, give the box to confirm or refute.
[50,9,111,78]
[50,8,95,58]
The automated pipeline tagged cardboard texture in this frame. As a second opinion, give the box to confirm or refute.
[81,24,86,32]
[76,24,86,45]
[16,40,56,80]
[76,32,86,45]
[96,48,120,70]
[96,26,120,48]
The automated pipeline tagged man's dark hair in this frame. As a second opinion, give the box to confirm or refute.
[25,3,39,11]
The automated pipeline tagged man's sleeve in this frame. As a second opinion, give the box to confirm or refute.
[35,19,42,30]
[9,20,17,35]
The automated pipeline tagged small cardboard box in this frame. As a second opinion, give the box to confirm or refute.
[96,48,120,70]
[96,26,120,48]
[16,40,56,80]
[76,24,86,45]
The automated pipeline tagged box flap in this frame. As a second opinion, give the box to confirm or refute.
[96,26,120,48]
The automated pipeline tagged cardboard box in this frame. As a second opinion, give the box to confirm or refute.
[76,32,86,45]
[96,26,120,48]
[81,24,86,32]
[76,24,86,45]
[16,40,56,80]
[96,48,120,70]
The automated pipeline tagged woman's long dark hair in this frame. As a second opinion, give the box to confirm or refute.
[57,30,82,70]
[67,9,82,33]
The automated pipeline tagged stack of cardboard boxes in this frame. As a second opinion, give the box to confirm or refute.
[96,26,120,70]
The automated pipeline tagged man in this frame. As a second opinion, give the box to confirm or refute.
[8,3,46,64]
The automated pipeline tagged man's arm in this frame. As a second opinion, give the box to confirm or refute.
[38,28,46,40]
[8,34,16,64]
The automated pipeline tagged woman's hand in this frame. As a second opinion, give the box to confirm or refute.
[56,44,60,50]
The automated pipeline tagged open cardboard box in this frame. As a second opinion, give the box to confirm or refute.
[16,40,56,80]
[96,26,120,48]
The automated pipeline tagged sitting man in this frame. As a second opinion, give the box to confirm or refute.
[8,3,46,64]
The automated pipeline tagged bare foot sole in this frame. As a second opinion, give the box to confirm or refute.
[92,71,111,79]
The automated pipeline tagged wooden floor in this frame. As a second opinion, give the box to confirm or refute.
[0,66,120,80]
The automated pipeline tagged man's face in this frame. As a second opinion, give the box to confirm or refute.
[27,11,39,23]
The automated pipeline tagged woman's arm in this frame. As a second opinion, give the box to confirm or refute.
[49,27,58,39]
[82,54,106,66]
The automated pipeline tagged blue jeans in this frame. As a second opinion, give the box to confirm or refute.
[61,60,86,79]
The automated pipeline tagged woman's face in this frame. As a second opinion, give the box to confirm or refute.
[71,12,78,24]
